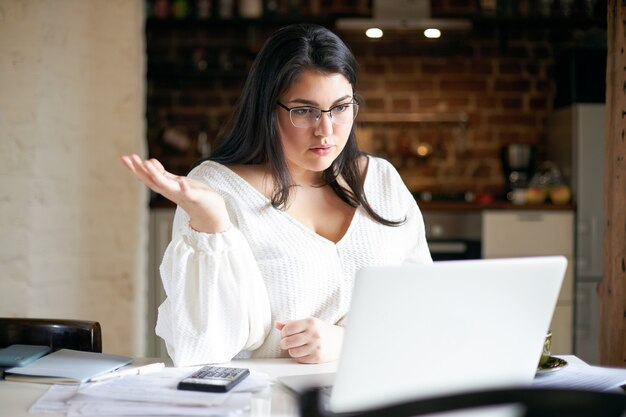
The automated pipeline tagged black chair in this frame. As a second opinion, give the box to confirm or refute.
[0,318,102,353]
[299,386,626,417]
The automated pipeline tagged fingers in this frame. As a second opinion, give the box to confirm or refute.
[279,318,313,337]
[151,158,166,173]
[152,158,178,181]
[121,154,167,192]
[277,318,343,363]
[280,331,310,351]
[280,331,317,361]
[143,158,171,189]
[121,154,153,184]
[277,318,321,359]
[120,155,136,174]
[293,354,320,364]
[287,346,317,362]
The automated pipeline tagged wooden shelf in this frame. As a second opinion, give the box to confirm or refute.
[145,16,336,30]
[471,14,607,30]
[359,112,469,124]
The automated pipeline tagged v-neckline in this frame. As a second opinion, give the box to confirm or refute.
[206,158,372,246]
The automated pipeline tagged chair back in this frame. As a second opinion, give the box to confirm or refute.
[0,318,102,353]
[299,386,626,417]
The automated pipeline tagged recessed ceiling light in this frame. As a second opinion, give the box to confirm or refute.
[424,28,441,38]
[365,28,384,38]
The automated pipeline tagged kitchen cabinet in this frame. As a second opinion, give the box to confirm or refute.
[482,210,574,355]
[147,208,175,358]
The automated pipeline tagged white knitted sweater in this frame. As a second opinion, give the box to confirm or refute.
[156,156,432,366]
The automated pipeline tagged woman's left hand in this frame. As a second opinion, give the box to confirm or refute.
[275,318,344,364]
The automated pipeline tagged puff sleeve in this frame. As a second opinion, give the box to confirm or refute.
[155,206,272,367]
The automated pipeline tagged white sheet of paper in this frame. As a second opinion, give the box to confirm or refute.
[29,384,79,414]
[77,373,228,406]
[66,393,251,416]
[532,361,626,391]
[28,368,270,415]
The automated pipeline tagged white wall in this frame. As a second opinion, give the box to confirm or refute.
[0,0,147,356]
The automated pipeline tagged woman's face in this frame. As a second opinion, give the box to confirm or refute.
[276,70,356,181]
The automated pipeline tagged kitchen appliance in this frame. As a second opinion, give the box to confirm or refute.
[421,211,481,261]
[500,143,536,201]
[546,103,605,364]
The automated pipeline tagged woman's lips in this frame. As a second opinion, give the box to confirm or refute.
[309,145,334,156]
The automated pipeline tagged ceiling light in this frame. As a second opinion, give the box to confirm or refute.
[366,28,384,38]
[424,28,441,38]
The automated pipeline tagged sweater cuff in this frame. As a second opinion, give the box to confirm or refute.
[179,222,243,254]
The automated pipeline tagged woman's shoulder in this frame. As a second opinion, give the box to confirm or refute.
[190,160,271,198]
[187,160,228,183]
[363,155,402,182]
[360,155,416,213]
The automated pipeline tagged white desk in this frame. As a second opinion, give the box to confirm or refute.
[1,356,594,417]
[0,358,338,417]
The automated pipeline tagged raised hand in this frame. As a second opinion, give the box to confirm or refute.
[275,318,344,364]
[120,154,231,233]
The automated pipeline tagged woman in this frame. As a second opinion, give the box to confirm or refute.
[122,24,432,367]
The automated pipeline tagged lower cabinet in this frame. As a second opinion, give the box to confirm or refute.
[147,208,175,359]
[482,210,575,354]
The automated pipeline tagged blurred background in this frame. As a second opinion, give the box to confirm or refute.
[0,0,608,364]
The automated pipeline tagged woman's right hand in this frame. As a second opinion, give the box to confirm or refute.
[121,154,231,233]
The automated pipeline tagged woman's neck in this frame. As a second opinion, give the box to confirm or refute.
[287,165,327,188]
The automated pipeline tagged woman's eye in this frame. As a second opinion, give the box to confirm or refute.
[292,108,315,116]
[333,104,349,113]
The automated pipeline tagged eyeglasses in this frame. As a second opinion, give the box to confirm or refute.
[277,101,359,128]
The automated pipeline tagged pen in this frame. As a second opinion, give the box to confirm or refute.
[89,362,165,382]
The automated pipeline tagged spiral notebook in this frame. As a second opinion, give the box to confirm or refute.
[3,349,132,384]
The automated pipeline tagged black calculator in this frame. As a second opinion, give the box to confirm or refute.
[177,366,250,393]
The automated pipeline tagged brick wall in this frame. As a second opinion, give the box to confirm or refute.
[345,27,555,194]
[146,1,605,199]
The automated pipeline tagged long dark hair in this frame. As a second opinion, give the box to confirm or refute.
[200,24,402,226]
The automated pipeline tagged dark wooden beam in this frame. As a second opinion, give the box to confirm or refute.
[599,0,626,367]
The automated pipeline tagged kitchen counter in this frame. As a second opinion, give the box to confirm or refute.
[418,200,576,212]
[151,197,576,212]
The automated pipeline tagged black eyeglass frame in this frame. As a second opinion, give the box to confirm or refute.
[276,101,359,127]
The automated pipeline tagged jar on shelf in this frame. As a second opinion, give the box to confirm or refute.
[218,0,234,18]
[239,0,262,18]
[171,0,190,19]
[196,0,213,19]
[153,0,170,19]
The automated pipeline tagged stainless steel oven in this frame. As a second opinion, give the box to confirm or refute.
[422,211,482,261]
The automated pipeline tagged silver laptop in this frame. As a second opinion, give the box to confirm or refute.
[278,256,567,413]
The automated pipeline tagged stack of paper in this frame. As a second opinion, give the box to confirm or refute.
[4,349,132,384]
[30,367,271,416]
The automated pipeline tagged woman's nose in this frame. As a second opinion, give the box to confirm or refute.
[314,112,334,137]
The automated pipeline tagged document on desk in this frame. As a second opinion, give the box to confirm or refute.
[29,368,271,416]
[532,361,626,391]
[4,349,132,384]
